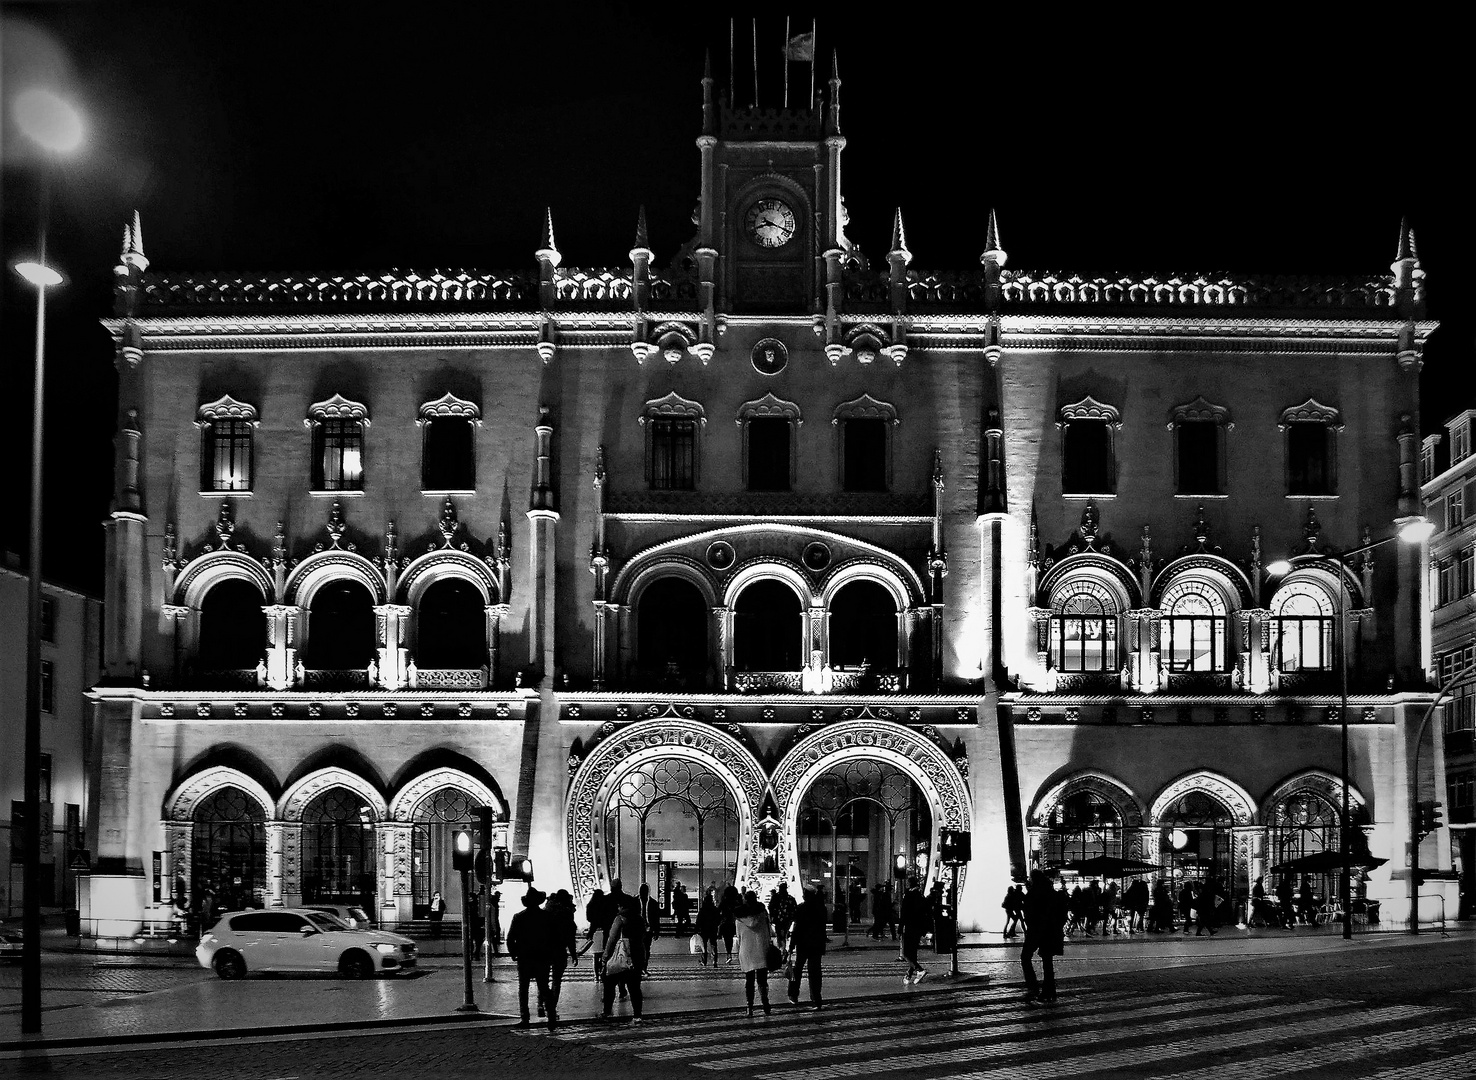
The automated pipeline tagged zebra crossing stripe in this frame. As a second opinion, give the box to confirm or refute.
[669,994,1260,1068]
[753,999,1358,1080]
[857,1004,1435,1080]
[1148,1017,1475,1080]
[1362,1044,1476,1080]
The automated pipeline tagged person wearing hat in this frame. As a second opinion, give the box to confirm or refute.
[506,886,554,1028]
[546,889,580,1020]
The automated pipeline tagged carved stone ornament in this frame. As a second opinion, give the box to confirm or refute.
[831,393,900,427]
[1031,772,1145,829]
[325,501,348,549]
[438,497,460,548]
[565,717,766,906]
[1149,771,1257,827]
[1278,398,1342,432]
[196,395,260,426]
[750,338,789,376]
[736,391,802,424]
[639,391,707,427]
[214,502,236,550]
[1167,396,1233,431]
[1057,395,1123,429]
[305,393,369,426]
[418,392,481,424]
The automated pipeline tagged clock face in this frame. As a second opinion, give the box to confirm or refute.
[745,198,797,249]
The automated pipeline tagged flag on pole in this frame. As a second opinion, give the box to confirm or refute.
[785,31,815,62]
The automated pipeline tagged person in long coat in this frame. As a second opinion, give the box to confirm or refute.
[734,889,774,1016]
[898,878,932,983]
[695,887,721,966]
[545,890,580,1021]
[1020,869,1066,1006]
[718,883,741,963]
[506,887,553,1027]
[786,887,827,1009]
[600,894,646,1024]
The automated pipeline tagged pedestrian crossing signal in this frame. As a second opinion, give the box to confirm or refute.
[940,829,971,865]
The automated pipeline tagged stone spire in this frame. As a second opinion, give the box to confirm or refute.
[124,210,148,271]
[824,49,842,136]
[535,208,561,336]
[631,205,651,260]
[536,207,560,267]
[1391,215,1425,317]
[888,207,911,264]
[981,208,1006,268]
[701,48,716,137]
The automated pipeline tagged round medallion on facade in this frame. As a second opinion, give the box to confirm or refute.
[751,338,788,376]
[706,541,735,570]
[802,541,831,572]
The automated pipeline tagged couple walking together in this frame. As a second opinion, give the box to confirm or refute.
[730,886,828,1016]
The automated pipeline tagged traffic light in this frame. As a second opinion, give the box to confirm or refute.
[451,828,475,872]
[493,847,510,881]
[510,855,534,882]
[476,806,493,854]
[1415,800,1445,840]
[939,829,972,865]
[1430,802,1445,833]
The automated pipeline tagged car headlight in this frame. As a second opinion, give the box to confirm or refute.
[201,935,216,945]
[373,942,397,954]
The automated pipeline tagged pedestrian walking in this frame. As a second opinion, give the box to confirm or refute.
[1196,876,1222,937]
[769,882,796,950]
[506,887,554,1028]
[428,890,447,938]
[1002,884,1024,938]
[601,894,647,1024]
[637,882,661,973]
[488,889,504,954]
[673,882,693,934]
[898,877,932,984]
[1085,880,1103,935]
[718,882,741,964]
[1178,881,1196,934]
[1125,879,1149,934]
[1277,876,1296,929]
[546,889,580,1021]
[695,886,721,965]
[1020,869,1066,1006]
[734,889,774,1017]
[879,881,899,940]
[786,887,826,1009]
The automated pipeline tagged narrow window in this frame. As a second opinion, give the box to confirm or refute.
[40,596,55,643]
[39,660,54,713]
[1286,423,1331,495]
[649,419,697,490]
[313,418,365,491]
[747,418,791,491]
[203,419,255,492]
[39,754,52,803]
[1460,548,1475,597]
[1454,422,1471,464]
[842,418,888,492]
[1176,420,1220,495]
[1421,441,1437,483]
[422,417,475,491]
[1063,421,1113,495]
[1450,490,1466,530]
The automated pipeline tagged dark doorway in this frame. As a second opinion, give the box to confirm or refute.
[416,578,486,669]
[843,419,888,492]
[637,578,710,687]
[828,581,897,669]
[305,581,376,669]
[734,580,803,670]
[198,579,267,671]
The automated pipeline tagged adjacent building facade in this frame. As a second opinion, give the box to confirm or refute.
[1,560,103,916]
[82,58,1457,937]
[1421,411,1476,918]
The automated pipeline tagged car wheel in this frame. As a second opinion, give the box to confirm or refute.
[213,950,246,980]
[340,950,375,979]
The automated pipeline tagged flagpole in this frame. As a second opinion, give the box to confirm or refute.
[729,18,735,102]
[752,18,758,108]
[784,16,790,107]
[809,19,817,109]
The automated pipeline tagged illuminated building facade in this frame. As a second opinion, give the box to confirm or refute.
[82,58,1458,936]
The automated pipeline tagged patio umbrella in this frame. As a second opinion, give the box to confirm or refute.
[1059,855,1162,877]
[1269,850,1388,875]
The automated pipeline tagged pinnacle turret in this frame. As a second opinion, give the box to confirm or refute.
[122,210,148,271]
[1395,216,1420,265]
[981,208,1006,268]
[825,49,842,136]
[536,207,560,266]
[889,207,911,265]
[632,205,651,256]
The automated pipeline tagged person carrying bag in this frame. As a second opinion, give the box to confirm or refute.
[600,894,646,1024]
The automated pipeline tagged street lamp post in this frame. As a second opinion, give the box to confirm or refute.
[1267,516,1432,943]
[11,85,84,1038]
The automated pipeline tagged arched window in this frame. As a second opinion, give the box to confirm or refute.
[1170,397,1232,496]
[603,758,738,903]
[833,395,898,493]
[1271,582,1335,673]
[301,787,376,908]
[1161,580,1229,673]
[1058,396,1120,496]
[411,788,484,919]
[734,580,803,671]
[1280,399,1341,496]
[305,581,376,670]
[1267,792,1343,907]
[1050,583,1119,673]
[737,394,801,492]
[420,394,479,492]
[307,395,368,492]
[197,397,258,493]
[641,393,705,491]
[197,579,266,672]
[828,580,898,670]
[636,578,710,689]
[1043,791,1123,868]
[192,787,266,913]
[1159,790,1233,886]
[416,578,486,670]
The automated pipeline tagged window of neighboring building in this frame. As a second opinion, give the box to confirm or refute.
[307,395,368,492]
[642,392,706,491]
[40,596,55,643]
[197,396,259,493]
[1438,561,1455,606]
[650,419,697,490]
[737,393,802,493]
[1050,588,1119,672]
[1421,437,1439,484]
[39,660,54,713]
[1171,397,1231,496]
[1059,396,1120,496]
[1161,579,1230,672]
[1460,547,1475,598]
[1453,421,1471,464]
[1449,489,1464,530]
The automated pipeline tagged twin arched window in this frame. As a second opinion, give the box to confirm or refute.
[1160,579,1230,673]
[1050,586,1119,673]
[1270,580,1335,673]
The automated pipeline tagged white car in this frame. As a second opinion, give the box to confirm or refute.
[196,908,416,979]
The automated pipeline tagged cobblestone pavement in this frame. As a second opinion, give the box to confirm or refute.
[0,934,1470,1078]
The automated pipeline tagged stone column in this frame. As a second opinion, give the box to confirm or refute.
[379,821,414,928]
[487,603,509,688]
[592,600,608,690]
[1243,609,1270,693]
[1027,607,1051,689]
[164,822,192,905]
[616,604,633,686]
[265,822,288,908]
[1131,827,1161,866]
[262,604,298,691]
[711,606,730,691]
[373,604,411,689]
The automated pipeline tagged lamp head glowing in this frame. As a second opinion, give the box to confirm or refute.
[1265,559,1294,578]
[454,829,472,855]
[14,261,63,288]
[1396,517,1435,544]
[13,88,84,155]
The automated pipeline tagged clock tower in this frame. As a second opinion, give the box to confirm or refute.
[693,50,848,315]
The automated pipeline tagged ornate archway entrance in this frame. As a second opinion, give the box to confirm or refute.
[565,713,766,906]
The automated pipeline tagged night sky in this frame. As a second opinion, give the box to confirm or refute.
[2,5,1469,595]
